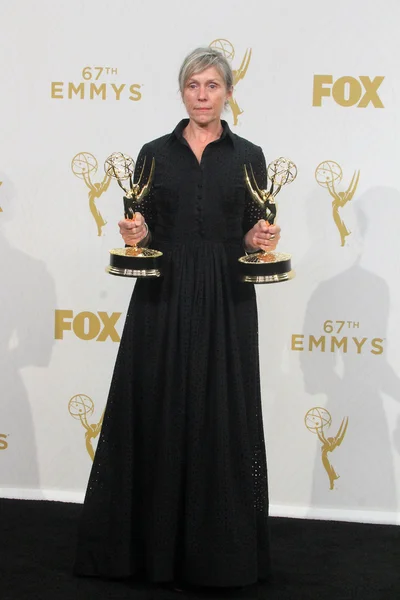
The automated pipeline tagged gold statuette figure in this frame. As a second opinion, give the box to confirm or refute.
[239,157,297,283]
[316,417,349,490]
[305,407,349,490]
[209,39,252,126]
[315,161,360,247]
[68,394,105,462]
[104,152,162,278]
[71,152,111,236]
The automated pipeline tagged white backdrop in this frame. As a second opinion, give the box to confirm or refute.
[1,0,400,524]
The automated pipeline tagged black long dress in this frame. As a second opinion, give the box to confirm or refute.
[74,119,270,588]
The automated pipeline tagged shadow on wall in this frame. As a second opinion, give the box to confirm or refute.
[300,187,400,515]
[0,175,56,495]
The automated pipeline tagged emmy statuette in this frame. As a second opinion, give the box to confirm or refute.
[239,157,297,284]
[104,152,162,278]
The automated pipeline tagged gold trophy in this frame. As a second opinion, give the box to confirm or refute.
[104,152,162,278]
[239,157,297,283]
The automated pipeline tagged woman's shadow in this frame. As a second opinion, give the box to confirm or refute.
[0,175,56,496]
[299,186,400,515]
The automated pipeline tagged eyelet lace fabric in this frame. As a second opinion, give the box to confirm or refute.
[74,120,271,587]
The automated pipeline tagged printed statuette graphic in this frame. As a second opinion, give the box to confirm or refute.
[305,407,349,490]
[72,152,111,236]
[210,38,251,126]
[315,161,360,247]
[68,394,105,461]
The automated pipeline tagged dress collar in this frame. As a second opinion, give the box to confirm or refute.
[172,119,235,147]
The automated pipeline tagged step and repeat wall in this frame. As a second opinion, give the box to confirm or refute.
[1,0,400,523]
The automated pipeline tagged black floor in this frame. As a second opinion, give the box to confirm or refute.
[1,498,400,600]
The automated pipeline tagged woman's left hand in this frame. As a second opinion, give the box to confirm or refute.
[244,220,281,252]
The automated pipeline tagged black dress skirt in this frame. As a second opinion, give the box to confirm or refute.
[74,120,271,588]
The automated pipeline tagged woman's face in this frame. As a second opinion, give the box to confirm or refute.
[182,66,232,126]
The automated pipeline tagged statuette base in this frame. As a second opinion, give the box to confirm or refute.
[107,247,163,278]
[238,251,294,284]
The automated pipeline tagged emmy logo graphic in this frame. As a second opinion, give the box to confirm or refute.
[315,161,360,247]
[210,39,252,126]
[305,407,349,490]
[71,152,111,236]
[68,394,105,461]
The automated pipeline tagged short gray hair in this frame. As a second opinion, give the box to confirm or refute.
[178,47,233,93]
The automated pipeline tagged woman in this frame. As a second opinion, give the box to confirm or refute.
[74,47,280,589]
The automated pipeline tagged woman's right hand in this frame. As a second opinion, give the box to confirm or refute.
[118,212,148,246]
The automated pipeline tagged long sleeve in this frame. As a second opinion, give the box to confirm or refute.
[242,145,268,235]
